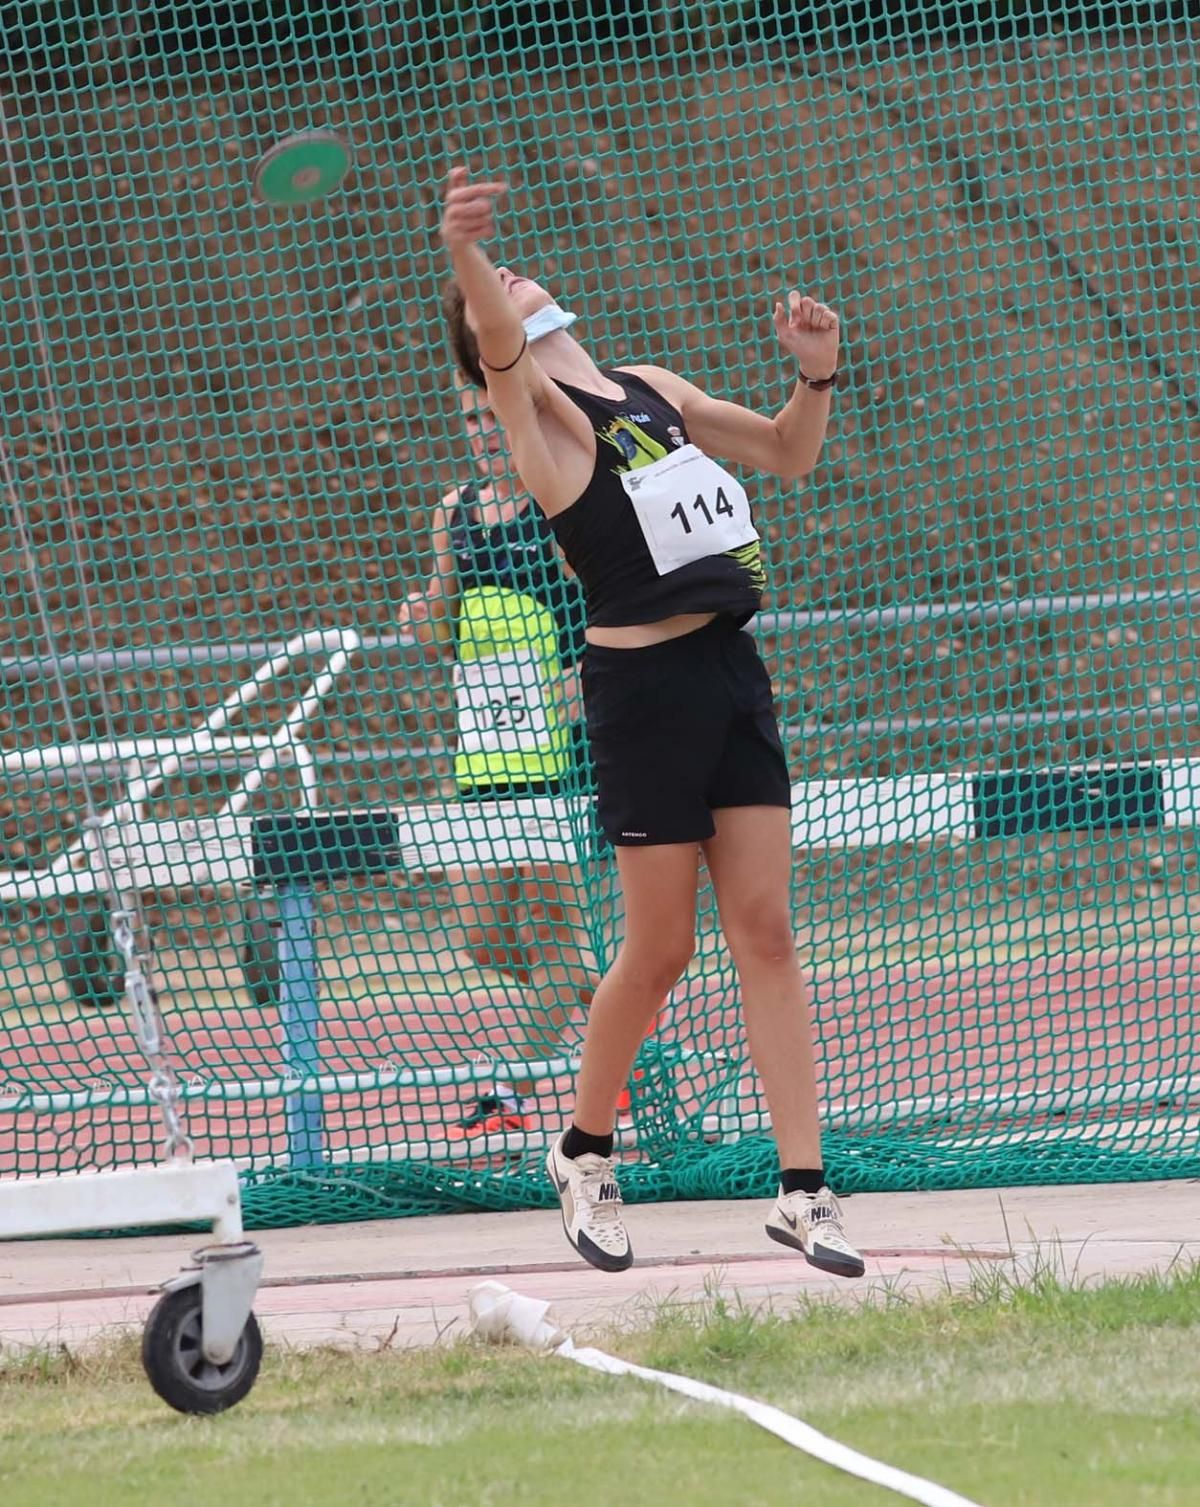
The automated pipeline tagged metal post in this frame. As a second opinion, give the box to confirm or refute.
[277,883,325,1168]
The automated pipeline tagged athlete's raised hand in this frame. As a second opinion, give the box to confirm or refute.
[773,293,840,381]
[440,167,508,250]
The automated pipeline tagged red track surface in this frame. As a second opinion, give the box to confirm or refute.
[2,952,1195,1177]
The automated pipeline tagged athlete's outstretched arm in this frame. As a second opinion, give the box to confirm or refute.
[624,293,841,483]
[440,168,566,502]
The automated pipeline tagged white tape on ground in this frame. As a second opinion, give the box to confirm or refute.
[557,1340,985,1507]
[468,1283,985,1507]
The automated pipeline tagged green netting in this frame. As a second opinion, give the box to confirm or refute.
[1,4,1198,1231]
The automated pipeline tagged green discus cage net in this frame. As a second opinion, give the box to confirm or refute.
[0,1,1197,1229]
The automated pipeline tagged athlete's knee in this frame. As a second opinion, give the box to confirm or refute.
[617,934,695,996]
[722,909,797,968]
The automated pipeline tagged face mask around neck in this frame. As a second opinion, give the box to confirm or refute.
[523,302,579,343]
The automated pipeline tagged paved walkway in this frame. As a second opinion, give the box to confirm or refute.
[1,1180,1196,1353]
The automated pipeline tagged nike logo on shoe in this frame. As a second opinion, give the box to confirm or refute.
[546,1140,633,1273]
[549,1143,572,1191]
[767,1193,863,1279]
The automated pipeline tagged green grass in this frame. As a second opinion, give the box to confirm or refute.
[3,1261,1199,1506]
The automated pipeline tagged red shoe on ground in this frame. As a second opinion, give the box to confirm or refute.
[446,1095,534,1141]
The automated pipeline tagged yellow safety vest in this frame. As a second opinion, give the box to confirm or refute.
[453,585,570,789]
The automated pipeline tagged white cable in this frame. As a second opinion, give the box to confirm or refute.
[469,1283,985,1507]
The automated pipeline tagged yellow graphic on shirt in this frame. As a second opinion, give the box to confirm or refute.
[728,539,766,594]
[599,417,670,470]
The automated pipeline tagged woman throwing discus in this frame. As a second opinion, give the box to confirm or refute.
[439,166,865,1279]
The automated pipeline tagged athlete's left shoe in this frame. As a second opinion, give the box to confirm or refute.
[764,1186,865,1278]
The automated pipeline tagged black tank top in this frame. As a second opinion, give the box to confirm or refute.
[450,484,587,667]
[547,371,766,628]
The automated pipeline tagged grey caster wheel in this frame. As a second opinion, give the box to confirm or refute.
[141,1284,263,1415]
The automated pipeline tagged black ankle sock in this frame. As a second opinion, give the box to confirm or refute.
[780,1167,827,1197]
[562,1124,614,1160]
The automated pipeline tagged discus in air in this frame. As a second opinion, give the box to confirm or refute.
[252,130,352,207]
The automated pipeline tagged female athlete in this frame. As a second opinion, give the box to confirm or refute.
[438,167,864,1278]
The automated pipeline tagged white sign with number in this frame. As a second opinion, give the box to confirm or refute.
[620,444,758,576]
[453,652,554,755]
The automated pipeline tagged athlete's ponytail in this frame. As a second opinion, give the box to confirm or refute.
[442,279,486,389]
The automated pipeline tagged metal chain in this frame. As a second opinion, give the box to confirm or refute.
[98,852,193,1163]
[0,98,191,1164]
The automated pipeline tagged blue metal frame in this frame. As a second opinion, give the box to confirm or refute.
[277,883,324,1169]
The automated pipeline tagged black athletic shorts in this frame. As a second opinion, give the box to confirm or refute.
[581,615,792,846]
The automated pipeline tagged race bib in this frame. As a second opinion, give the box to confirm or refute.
[453,652,553,756]
[620,444,758,576]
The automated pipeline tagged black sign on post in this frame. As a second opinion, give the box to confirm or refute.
[251,811,402,885]
[971,767,1165,841]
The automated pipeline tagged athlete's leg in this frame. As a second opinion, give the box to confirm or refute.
[702,805,822,1169]
[547,632,712,1271]
[705,805,864,1277]
[570,841,700,1135]
[545,841,698,1273]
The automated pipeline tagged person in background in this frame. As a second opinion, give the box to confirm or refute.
[399,359,620,1140]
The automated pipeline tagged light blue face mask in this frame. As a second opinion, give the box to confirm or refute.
[523,301,578,343]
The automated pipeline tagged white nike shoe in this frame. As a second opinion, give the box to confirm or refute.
[765,1186,865,1278]
[545,1133,633,1273]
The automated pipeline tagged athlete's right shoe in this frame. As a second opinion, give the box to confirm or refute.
[764,1186,866,1278]
[545,1133,634,1272]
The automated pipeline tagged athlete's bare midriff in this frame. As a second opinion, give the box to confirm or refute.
[585,611,718,649]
